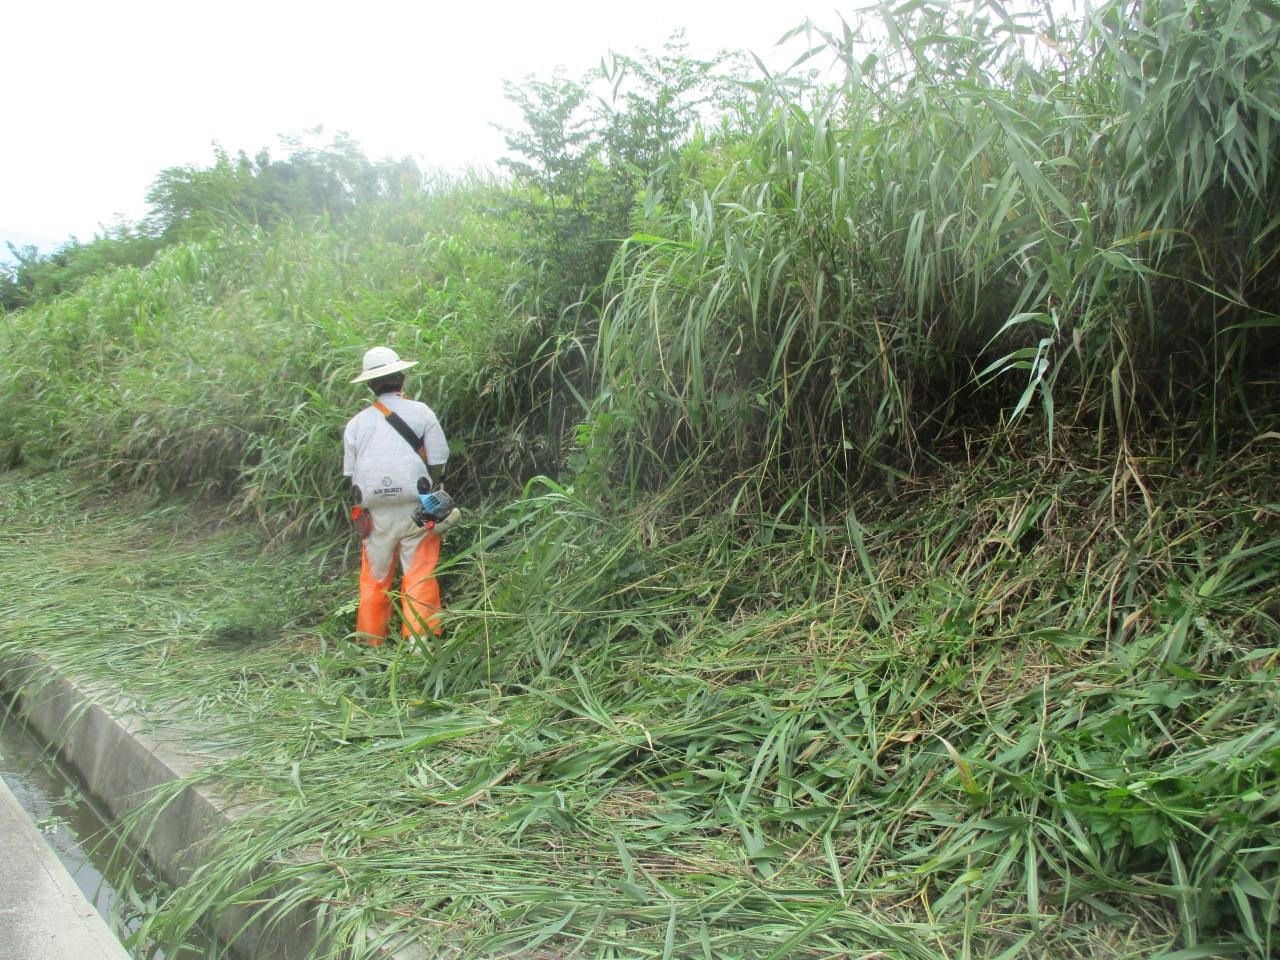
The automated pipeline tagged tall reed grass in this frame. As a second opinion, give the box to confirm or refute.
[2,1,1275,516]
[0,179,553,532]
[597,0,1279,503]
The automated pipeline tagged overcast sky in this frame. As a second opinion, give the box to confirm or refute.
[3,1,841,257]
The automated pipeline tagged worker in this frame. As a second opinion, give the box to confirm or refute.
[343,346,450,644]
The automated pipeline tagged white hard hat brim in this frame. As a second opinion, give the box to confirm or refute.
[350,358,418,383]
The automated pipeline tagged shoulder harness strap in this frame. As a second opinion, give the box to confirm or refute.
[372,400,429,466]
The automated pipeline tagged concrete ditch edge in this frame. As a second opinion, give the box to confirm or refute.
[0,655,433,960]
[0,773,133,960]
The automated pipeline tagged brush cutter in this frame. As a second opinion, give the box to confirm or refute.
[413,477,461,535]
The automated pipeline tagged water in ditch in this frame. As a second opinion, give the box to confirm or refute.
[0,709,219,959]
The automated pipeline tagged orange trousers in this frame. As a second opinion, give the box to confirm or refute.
[356,502,442,644]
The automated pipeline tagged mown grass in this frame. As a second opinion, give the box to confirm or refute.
[2,434,1276,958]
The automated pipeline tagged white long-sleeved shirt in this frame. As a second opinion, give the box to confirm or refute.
[342,392,449,506]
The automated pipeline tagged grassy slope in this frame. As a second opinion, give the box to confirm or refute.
[0,192,533,530]
[2,436,1276,958]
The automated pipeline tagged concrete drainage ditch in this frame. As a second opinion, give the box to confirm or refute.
[0,657,433,960]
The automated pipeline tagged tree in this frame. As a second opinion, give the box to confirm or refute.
[145,132,422,241]
[496,36,746,312]
[1,226,161,311]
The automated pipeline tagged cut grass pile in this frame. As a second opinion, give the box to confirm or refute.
[2,435,1276,959]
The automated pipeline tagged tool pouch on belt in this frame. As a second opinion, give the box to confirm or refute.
[351,505,373,539]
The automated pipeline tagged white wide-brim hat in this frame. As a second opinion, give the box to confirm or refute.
[351,345,418,383]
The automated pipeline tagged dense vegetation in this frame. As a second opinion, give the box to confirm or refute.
[2,1,1277,958]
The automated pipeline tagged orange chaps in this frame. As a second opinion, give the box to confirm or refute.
[355,502,442,644]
